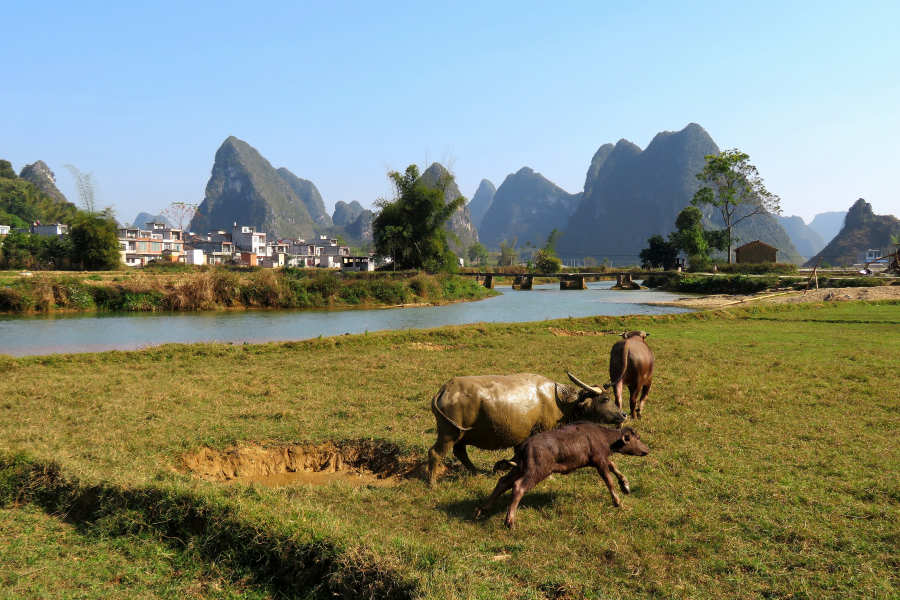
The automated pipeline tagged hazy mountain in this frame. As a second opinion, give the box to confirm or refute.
[131,212,174,230]
[467,179,496,230]
[275,167,332,227]
[18,161,68,205]
[808,211,847,244]
[191,137,319,239]
[557,123,803,264]
[804,199,900,267]
[315,209,374,248]
[582,143,615,200]
[332,200,365,227]
[776,215,826,258]
[479,167,582,250]
[344,209,373,245]
[419,162,479,252]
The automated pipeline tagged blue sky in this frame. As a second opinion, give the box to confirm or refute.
[3,0,897,225]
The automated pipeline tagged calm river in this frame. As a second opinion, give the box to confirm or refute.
[0,281,691,356]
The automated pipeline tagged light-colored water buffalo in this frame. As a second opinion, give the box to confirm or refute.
[605,331,654,419]
[426,372,627,485]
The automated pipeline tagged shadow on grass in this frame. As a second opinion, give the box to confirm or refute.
[436,490,561,524]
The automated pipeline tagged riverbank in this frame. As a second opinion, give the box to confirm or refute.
[1,302,897,598]
[649,284,900,309]
[0,269,498,313]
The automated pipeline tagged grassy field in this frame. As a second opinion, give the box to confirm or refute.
[1,301,898,598]
[0,504,273,599]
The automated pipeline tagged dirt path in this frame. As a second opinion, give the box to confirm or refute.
[650,284,900,309]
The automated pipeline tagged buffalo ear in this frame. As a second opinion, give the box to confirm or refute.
[644,332,650,338]
[622,433,631,443]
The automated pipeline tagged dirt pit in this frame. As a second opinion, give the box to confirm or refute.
[182,440,421,488]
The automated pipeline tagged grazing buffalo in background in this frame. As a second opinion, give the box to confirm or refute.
[606,331,655,419]
[426,373,627,485]
[473,423,650,529]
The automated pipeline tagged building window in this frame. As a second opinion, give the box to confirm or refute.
[151,242,161,252]
[138,242,147,251]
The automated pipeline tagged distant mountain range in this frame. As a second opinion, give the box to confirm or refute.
[479,167,582,250]
[552,123,803,264]
[131,212,173,230]
[466,179,496,230]
[804,199,899,267]
[808,211,847,244]
[775,215,826,258]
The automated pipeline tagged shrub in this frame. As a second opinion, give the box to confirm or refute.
[715,262,799,275]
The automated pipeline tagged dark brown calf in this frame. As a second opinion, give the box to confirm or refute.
[473,423,649,529]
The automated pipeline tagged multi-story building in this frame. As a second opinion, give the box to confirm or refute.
[231,223,266,256]
[184,233,234,264]
[118,221,183,267]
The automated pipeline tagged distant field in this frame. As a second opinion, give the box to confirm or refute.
[1,302,898,599]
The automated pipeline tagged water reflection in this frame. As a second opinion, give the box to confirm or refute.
[0,281,691,356]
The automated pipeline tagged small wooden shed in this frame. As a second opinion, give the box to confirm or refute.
[734,240,778,264]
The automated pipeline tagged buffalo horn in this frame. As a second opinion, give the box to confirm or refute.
[566,371,604,396]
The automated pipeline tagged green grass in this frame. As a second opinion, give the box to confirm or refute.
[0,504,274,599]
[1,302,899,598]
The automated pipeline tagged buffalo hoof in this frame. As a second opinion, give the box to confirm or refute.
[473,507,484,520]
[620,481,631,494]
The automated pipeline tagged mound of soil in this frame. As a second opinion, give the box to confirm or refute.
[182,440,422,487]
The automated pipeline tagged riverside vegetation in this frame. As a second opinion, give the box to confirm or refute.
[1,301,898,598]
[0,268,496,313]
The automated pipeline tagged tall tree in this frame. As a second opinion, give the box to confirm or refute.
[691,149,781,263]
[63,164,101,215]
[161,202,201,232]
[69,210,121,270]
[372,164,466,271]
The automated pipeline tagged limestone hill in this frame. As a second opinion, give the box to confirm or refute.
[479,167,582,250]
[804,199,899,267]
[467,179,496,230]
[419,163,479,252]
[191,137,320,240]
[557,123,803,264]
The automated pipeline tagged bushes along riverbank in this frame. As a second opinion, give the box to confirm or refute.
[0,268,497,313]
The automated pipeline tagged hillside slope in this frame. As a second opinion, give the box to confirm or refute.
[479,167,581,250]
[191,137,318,240]
[804,199,899,267]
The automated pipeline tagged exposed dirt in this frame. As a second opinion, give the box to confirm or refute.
[182,440,422,487]
[392,342,465,351]
[547,327,621,337]
[651,285,900,309]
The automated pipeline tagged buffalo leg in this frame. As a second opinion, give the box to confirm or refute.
[595,463,621,507]
[612,379,625,411]
[628,383,642,420]
[607,460,630,494]
[453,441,479,473]
[505,472,544,529]
[473,470,519,519]
[636,382,651,419]
[427,425,463,486]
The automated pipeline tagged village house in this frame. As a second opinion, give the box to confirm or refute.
[30,223,69,238]
[0,224,10,236]
[315,235,350,268]
[184,232,234,264]
[118,221,183,267]
[734,240,778,264]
